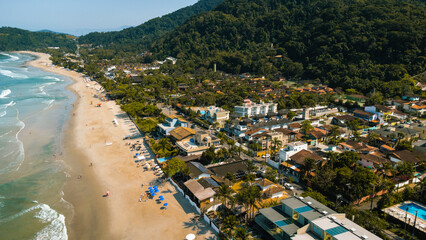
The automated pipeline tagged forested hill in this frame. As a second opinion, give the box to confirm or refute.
[0,27,76,51]
[152,0,426,96]
[78,0,223,53]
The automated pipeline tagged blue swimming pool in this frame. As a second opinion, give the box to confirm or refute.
[399,203,426,221]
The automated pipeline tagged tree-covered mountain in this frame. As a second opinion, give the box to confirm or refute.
[152,0,426,96]
[0,27,77,51]
[78,0,223,53]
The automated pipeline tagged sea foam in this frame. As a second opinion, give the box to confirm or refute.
[0,69,28,79]
[0,100,16,109]
[0,203,68,240]
[0,89,11,98]
[0,53,19,61]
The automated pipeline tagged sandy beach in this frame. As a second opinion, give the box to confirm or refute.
[20,51,216,240]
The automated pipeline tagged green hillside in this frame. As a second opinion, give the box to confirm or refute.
[0,27,76,51]
[78,0,223,53]
[152,0,426,96]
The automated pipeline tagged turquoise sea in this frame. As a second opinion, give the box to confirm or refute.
[0,52,75,239]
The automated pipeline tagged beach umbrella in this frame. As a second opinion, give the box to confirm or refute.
[152,193,156,197]
[154,189,159,193]
[185,233,196,240]
[163,203,168,207]
[148,187,153,190]
[159,195,164,200]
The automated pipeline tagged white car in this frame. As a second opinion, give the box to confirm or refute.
[284,183,294,190]
[262,154,271,158]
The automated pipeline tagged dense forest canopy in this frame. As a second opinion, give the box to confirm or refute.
[0,27,77,51]
[152,0,426,96]
[78,0,223,54]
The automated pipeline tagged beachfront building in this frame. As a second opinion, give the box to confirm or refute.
[176,131,221,156]
[183,179,217,211]
[255,196,381,240]
[169,126,196,142]
[234,99,278,117]
[156,115,188,136]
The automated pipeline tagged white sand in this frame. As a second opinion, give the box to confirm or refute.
[20,51,216,240]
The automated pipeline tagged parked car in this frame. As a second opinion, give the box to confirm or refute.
[262,154,270,158]
[284,183,294,190]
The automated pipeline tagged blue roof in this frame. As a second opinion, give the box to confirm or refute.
[191,161,209,174]
[295,205,313,213]
[204,177,220,187]
[326,226,348,236]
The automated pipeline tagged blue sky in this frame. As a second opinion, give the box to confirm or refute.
[1,0,198,36]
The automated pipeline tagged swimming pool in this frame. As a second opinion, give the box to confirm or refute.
[399,202,426,221]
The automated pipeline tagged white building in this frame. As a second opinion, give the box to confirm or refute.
[234,99,277,117]
[279,141,308,161]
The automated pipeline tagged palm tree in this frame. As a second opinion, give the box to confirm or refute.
[325,152,338,169]
[235,227,250,240]
[216,184,234,209]
[221,215,239,239]
[271,137,283,153]
[301,158,316,182]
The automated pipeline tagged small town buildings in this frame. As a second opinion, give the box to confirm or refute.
[279,142,308,161]
[169,126,196,142]
[331,115,355,127]
[208,160,249,179]
[353,109,377,122]
[255,178,287,199]
[183,179,216,210]
[176,130,221,156]
[389,150,426,167]
[157,115,188,136]
[281,149,323,181]
[234,99,278,117]
[338,141,377,154]
[195,106,230,127]
[255,196,381,240]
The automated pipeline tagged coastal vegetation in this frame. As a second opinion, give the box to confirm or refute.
[151,0,425,97]
[0,27,76,51]
[78,0,223,57]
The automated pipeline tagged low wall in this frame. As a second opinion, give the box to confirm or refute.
[203,214,220,234]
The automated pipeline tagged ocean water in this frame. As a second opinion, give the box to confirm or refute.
[0,52,75,239]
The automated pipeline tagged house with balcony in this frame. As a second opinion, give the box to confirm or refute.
[234,99,278,117]
[176,131,221,156]
[281,150,323,181]
[204,106,230,128]
[255,178,287,199]
[353,109,377,122]
[279,142,308,162]
[157,114,188,136]
[255,196,380,240]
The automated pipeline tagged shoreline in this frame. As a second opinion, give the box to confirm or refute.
[19,51,216,240]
